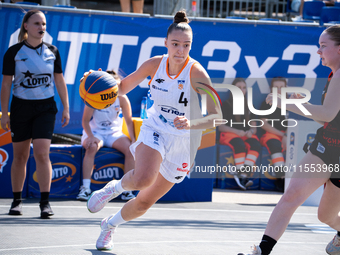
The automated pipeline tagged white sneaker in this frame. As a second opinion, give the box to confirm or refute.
[234,174,246,190]
[76,186,92,201]
[326,234,340,255]
[292,15,302,22]
[121,191,135,201]
[96,216,116,250]
[87,180,121,213]
[238,245,262,255]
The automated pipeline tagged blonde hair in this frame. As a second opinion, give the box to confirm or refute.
[18,9,44,42]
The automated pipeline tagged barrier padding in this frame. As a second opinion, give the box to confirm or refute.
[83,147,127,200]
[28,144,82,198]
[216,144,260,190]
[0,129,28,198]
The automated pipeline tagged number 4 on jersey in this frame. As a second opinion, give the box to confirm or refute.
[178,92,188,106]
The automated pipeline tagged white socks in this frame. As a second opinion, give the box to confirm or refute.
[108,209,127,227]
[114,178,126,194]
[83,179,91,189]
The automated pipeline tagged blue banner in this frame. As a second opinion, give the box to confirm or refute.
[0,5,330,134]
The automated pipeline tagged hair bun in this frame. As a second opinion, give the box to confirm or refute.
[174,10,189,23]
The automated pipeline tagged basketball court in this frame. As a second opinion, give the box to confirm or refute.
[0,189,335,255]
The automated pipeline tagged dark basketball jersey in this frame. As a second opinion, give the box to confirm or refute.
[317,72,340,146]
[2,41,62,100]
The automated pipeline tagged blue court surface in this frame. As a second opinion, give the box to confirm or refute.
[0,189,335,255]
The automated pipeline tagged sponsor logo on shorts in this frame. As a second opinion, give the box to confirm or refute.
[153,132,159,145]
[177,162,189,173]
[317,142,325,154]
[0,148,9,174]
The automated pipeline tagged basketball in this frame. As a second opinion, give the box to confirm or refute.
[79,71,118,110]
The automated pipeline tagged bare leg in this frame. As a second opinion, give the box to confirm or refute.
[11,140,31,192]
[318,180,340,231]
[119,0,131,12]
[121,173,174,221]
[82,140,103,179]
[132,0,144,13]
[111,137,134,174]
[120,143,163,191]
[264,151,330,241]
[32,139,52,192]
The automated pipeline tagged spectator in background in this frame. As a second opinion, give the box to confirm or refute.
[259,77,288,192]
[1,9,69,218]
[119,0,144,13]
[78,70,136,201]
[291,0,337,21]
[218,78,261,190]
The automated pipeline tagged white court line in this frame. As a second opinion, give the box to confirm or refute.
[305,224,336,234]
[0,205,316,216]
[0,240,329,252]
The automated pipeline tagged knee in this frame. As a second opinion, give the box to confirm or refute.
[280,187,305,208]
[33,151,50,163]
[318,208,337,226]
[132,174,154,190]
[135,197,154,213]
[13,153,29,164]
[85,143,98,156]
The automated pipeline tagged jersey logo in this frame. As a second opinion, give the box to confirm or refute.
[151,84,168,92]
[20,71,52,89]
[155,78,165,84]
[160,105,185,116]
[19,58,28,62]
[178,80,185,90]
[0,148,9,174]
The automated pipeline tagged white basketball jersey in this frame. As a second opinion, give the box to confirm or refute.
[144,54,202,136]
[89,97,122,135]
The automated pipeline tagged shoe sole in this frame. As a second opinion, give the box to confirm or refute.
[77,197,89,201]
[96,245,113,251]
[87,192,96,213]
[8,211,22,216]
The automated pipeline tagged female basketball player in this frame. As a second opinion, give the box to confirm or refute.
[240,25,340,255]
[1,10,69,218]
[78,70,135,201]
[86,10,222,250]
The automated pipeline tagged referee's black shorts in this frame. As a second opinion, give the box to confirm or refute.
[10,96,58,142]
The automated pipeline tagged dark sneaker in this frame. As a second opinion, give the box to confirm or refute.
[40,203,54,219]
[8,201,23,215]
[241,178,254,188]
